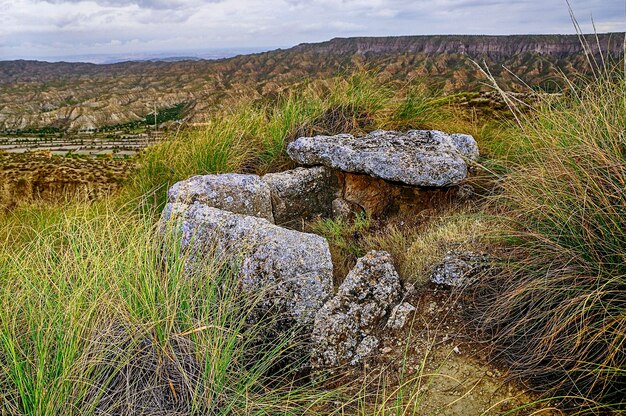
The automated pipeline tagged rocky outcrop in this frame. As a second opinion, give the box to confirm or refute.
[310,251,408,369]
[430,251,491,288]
[161,202,333,329]
[287,130,478,187]
[262,166,339,229]
[168,173,274,222]
[158,127,482,366]
[284,130,479,218]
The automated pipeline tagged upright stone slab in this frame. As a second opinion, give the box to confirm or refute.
[262,166,339,229]
[161,202,334,329]
[311,250,404,369]
[287,130,479,187]
[167,173,274,222]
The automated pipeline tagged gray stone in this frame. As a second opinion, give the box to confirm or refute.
[430,251,491,287]
[331,197,362,221]
[262,166,339,229]
[287,130,479,187]
[311,250,403,369]
[167,173,274,222]
[386,302,416,330]
[353,335,380,365]
[449,133,480,161]
[161,202,333,329]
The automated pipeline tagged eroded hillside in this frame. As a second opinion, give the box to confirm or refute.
[1,33,623,132]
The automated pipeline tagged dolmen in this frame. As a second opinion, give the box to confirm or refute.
[287,129,479,218]
[160,129,478,369]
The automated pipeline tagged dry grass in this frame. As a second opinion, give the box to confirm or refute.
[310,211,497,287]
[363,212,496,286]
[470,68,626,412]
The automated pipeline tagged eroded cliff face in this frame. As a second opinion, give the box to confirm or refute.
[0,33,623,132]
[0,154,133,210]
[291,34,623,60]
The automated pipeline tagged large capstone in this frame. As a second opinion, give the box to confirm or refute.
[311,250,404,369]
[287,130,479,187]
[167,173,274,222]
[161,202,333,330]
[262,166,339,230]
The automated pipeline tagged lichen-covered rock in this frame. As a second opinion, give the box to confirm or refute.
[449,133,480,161]
[262,166,338,229]
[386,302,416,330]
[287,130,478,187]
[161,202,333,329]
[430,251,491,287]
[311,250,403,368]
[167,173,274,222]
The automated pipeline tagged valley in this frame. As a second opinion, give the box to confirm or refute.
[1,33,622,133]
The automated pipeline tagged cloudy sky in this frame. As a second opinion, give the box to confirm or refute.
[1,0,623,61]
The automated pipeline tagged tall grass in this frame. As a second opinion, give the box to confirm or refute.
[123,73,451,214]
[471,69,626,410]
[0,204,335,415]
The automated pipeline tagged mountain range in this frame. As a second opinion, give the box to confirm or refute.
[0,33,623,132]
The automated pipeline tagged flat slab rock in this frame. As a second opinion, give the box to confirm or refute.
[167,173,274,222]
[287,130,479,187]
[161,202,333,329]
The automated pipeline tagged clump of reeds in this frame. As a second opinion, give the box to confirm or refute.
[471,54,626,411]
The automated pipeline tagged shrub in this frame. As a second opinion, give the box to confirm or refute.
[471,69,626,411]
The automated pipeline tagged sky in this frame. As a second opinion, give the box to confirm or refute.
[0,0,624,61]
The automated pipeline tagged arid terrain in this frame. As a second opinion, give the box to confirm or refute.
[0,30,624,415]
[0,153,133,210]
[1,33,622,132]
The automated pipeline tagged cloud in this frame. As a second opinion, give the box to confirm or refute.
[1,0,623,60]
[41,0,224,10]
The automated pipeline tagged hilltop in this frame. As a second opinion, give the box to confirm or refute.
[0,33,623,132]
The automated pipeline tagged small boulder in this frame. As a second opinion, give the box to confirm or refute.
[167,173,274,222]
[449,133,480,161]
[161,203,333,330]
[262,166,339,229]
[386,302,416,330]
[430,251,491,288]
[287,130,478,187]
[331,197,362,221]
[311,251,403,368]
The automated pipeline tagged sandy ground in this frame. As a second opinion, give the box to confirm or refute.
[328,287,562,415]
